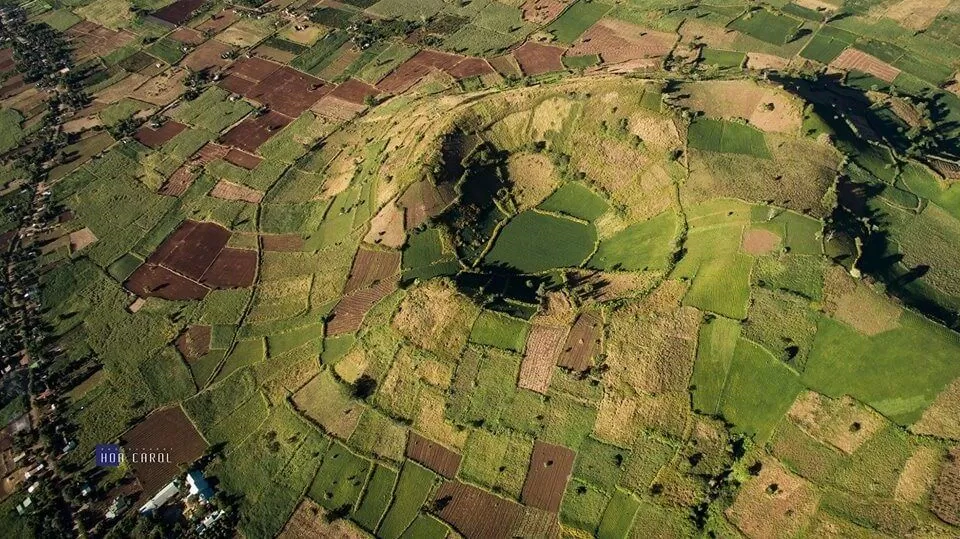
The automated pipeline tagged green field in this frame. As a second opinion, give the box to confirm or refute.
[377,461,437,539]
[538,182,610,221]
[729,9,801,45]
[700,48,746,69]
[484,210,597,273]
[589,211,679,271]
[546,0,611,44]
[468,310,530,352]
[687,118,771,158]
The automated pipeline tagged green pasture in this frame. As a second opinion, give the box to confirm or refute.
[538,182,609,221]
[484,210,596,273]
[547,0,611,44]
[687,118,771,158]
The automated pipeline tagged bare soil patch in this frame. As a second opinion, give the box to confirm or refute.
[135,68,189,106]
[201,247,257,288]
[521,0,570,24]
[521,440,576,512]
[343,247,401,294]
[176,325,211,361]
[786,391,886,454]
[364,202,405,248]
[219,111,293,153]
[223,148,263,170]
[557,312,601,371]
[210,180,264,203]
[447,58,495,79]
[261,234,304,252]
[246,66,331,117]
[195,10,238,34]
[68,227,97,252]
[152,0,205,26]
[181,40,235,72]
[932,447,960,526]
[169,27,205,46]
[742,228,781,255]
[830,49,900,83]
[794,0,839,10]
[149,220,231,280]
[434,480,559,538]
[329,78,380,105]
[326,279,398,335]
[160,165,196,197]
[746,52,790,71]
[519,324,567,394]
[406,432,462,478]
[229,56,281,83]
[399,180,455,230]
[569,19,676,65]
[120,406,207,497]
[513,42,565,76]
[134,121,188,148]
[66,21,136,61]
[833,283,902,335]
[125,263,211,300]
[726,458,820,539]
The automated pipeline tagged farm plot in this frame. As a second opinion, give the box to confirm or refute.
[729,9,802,45]
[176,325,211,361]
[120,406,207,497]
[219,111,293,154]
[521,440,576,512]
[830,48,901,83]
[327,280,399,336]
[484,210,596,273]
[434,480,559,538]
[343,248,401,294]
[800,26,855,64]
[133,121,187,149]
[377,461,437,539]
[557,312,602,371]
[687,118,771,158]
[151,0,205,26]
[469,311,530,352]
[546,0,611,44]
[726,458,820,538]
[353,463,398,532]
[307,441,371,512]
[538,182,609,221]
[65,21,136,61]
[513,42,566,76]
[181,39,235,72]
[589,211,679,272]
[519,324,567,393]
[567,19,676,64]
[405,432,462,478]
[293,370,363,439]
[278,499,366,538]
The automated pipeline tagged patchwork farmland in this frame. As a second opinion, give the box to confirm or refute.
[2,0,960,538]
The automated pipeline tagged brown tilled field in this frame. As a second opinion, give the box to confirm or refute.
[120,406,207,497]
[568,19,676,64]
[201,248,257,288]
[151,0,205,26]
[520,441,575,512]
[829,49,901,83]
[223,148,263,170]
[220,111,293,153]
[210,180,264,203]
[521,0,570,24]
[326,279,398,335]
[66,21,136,61]
[176,325,211,361]
[406,432,462,478]
[246,67,331,117]
[932,447,960,525]
[278,499,366,539]
[194,9,238,34]
[519,324,567,394]
[168,27,205,46]
[343,248,401,294]
[218,73,256,96]
[329,78,381,105]
[433,481,559,538]
[124,263,211,300]
[159,165,196,196]
[399,180,456,230]
[228,57,281,83]
[513,42,565,76]
[261,234,304,252]
[134,121,188,149]
[150,220,231,280]
[181,40,235,72]
[447,58,495,79]
[557,312,601,371]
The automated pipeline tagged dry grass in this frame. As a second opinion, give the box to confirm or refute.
[932,447,960,526]
[530,97,575,141]
[279,499,366,539]
[392,280,479,359]
[95,73,149,103]
[833,283,902,335]
[726,458,821,539]
[884,0,951,31]
[508,152,559,209]
[364,202,406,248]
[678,19,738,49]
[414,388,468,450]
[678,80,802,134]
[68,227,97,253]
[746,53,790,71]
[787,391,886,454]
[912,378,960,440]
[895,446,942,504]
[594,389,640,446]
[519,324,567,394]
[333,349,367,384]
[135,69,189,106]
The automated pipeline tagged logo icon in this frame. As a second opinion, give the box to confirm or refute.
[95,444,122,467]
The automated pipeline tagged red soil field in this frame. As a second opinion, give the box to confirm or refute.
[151,0,206,26]
[830,49,900,82]
[168,27,205,46]
[412,50,464,71]
[176,325,211,361]
[521,441,575,512]
[134,121,188,149]
[218,73,256,96]
[513,42,566,76]
[433,481,560,538]
[181,40,235,72]
[201,248,257,288]
[557,312,601,371]
[124,263,210,300]
[447,58,495,79]
[343,248,401,294]
[376,49,462,94]
[229,57,281,83]
[406,432,462,478]
[568,20,676,64]
[126,220,253,300]
[246,67,331,117]
[326,279,398,335]
[0,74,27,99]
[261,234,304,252]
[0,49,14,73]
[224,148,263,170]
[159,165,195,197]
[329,78,381,105]
[219,111,293,153]
[120,406,207,498]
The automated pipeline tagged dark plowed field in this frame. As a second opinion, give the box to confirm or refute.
[557,313,601,371]
[176,325,211,361]
[406,432,462,478]
[343,248,401,294]
[201,248,257,288]
[134,121,187,149]
[121,406,207,498]
[521,441,575,512]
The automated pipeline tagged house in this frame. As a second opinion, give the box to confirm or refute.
[186,470,213,502]
[139,481,179,514]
